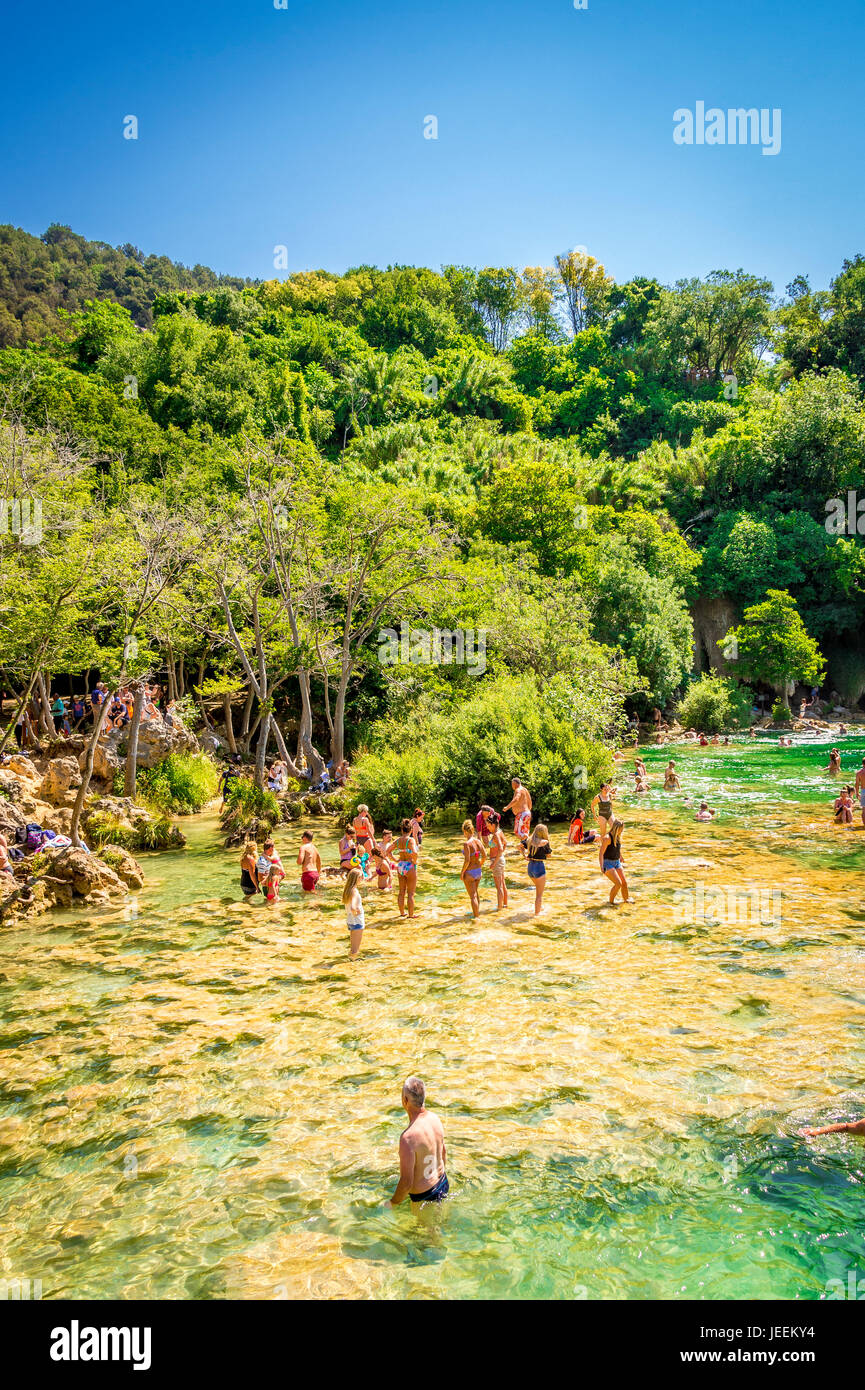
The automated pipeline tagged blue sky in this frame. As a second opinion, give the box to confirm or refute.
[0,0,862,294]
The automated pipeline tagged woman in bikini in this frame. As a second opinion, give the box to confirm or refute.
[339,823,356,875]
[526,824,552,915]
[486,811,508,909]
[599,818,629,906]
[394,818,419,919]
[353,805,376,854]
[460,819,486,918]
[371,846,393,890]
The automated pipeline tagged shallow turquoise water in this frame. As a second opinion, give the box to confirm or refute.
[0,735,863,1299]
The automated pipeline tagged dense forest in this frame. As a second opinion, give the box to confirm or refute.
[1,223,864,821]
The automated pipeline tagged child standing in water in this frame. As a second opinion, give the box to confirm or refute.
[460,819,486,918]
[487,811,508,909]
[599,818,629,905]
[342,867,366,958]
[526,824,551,915]
[394,819,419,919]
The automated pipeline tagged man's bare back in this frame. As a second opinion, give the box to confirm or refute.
[388,1077,449,1206]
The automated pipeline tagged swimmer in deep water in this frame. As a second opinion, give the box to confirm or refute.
[663,760,681,791]
[460,819,485,918]
[387,1076,448,1207]
[823,748,842,775]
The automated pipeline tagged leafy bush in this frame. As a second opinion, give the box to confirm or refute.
[771,698,791,723]
[135,752,219,815]
[349,674,613,821]
[676,673,752,733]
[223,777,280,828]
[84,810,181,851]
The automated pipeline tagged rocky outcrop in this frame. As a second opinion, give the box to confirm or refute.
[79,741,122,783]
[35,844,126,898]
[128,719,199,770]
[97,843,145,890]
[39,757,82,804]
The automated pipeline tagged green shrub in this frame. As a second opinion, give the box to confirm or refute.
[135,752,219,815]
[771,698,791,723]
[223,778,280,827]
[84,809,181,851]
[349,674,613,821]
[676,673,752,733]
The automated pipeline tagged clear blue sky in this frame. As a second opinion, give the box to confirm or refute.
[1,0,862,293]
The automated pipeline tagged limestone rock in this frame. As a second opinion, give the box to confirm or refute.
[134,719,199,769]
[98,843,145,890]
[80,742,122,783]
[39,757,82,804]
[36,845,126,899]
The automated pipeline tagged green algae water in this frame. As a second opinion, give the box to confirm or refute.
[1,735,863,1300]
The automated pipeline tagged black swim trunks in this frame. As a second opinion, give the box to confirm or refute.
[409,1171,449,1203]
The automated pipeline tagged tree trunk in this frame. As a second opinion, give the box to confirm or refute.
[297,669,315,759]
[0,672,40,757]
[255,711,271,790]
[333,667,350,766]
[222,693,238,754]
[70,692,114,848]
[123,682,147,800]
[166,645,178,702]
[36,671,54,737]
[239,684,255,745]
[270,717,306,781]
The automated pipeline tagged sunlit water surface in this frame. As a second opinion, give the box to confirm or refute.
[1,737,863,1299]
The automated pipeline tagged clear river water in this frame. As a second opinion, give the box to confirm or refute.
[1,735,863,1300]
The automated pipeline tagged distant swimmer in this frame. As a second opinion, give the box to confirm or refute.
[855,758,865,827]
[387,1077,448,1207]
[297,830,322,892]
[503,778,532,839]
[460,819,486,919]
[591,781,616,837]
[695,801,716,821]
[801,1116,865,1139]
[823,748,842,775]
[663,760,680,791]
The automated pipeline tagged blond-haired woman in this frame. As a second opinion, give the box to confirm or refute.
[343,867,366,957]
[460,819,486,918]
[599,818,629,905]
[240,840,260,899]
[526,823,551,915]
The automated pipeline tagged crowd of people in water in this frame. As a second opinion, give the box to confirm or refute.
[233,739,865,968]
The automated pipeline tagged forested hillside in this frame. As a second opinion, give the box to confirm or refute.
[1,224,863,815]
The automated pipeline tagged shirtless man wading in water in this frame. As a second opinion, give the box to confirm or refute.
[503,777,532,841]
[855,757,865,828]
[387,1077,448,1207]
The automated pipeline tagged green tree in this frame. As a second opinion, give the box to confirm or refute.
[722,590,825,710]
